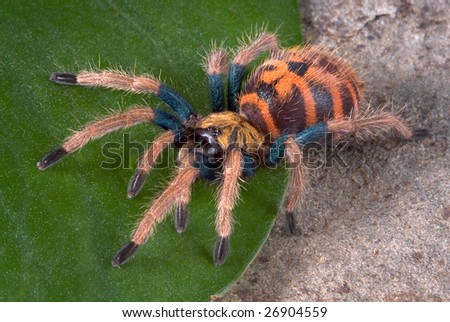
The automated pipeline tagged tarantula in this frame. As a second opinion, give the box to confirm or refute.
[38,32,425,266]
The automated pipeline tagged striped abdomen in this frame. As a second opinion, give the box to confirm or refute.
[239,46,363,139]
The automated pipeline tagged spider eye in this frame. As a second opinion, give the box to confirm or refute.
[207,126,220,136]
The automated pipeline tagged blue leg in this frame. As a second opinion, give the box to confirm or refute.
[227,63,245,112]
[157,85,193,121]
[267,122,329,166]
[208,74,226,112]
[294,122,328,146]
[227,32,279,112]
[242,152,257,177]
[153,109,182,133]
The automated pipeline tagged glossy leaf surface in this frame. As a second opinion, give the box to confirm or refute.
[0,0,301,301]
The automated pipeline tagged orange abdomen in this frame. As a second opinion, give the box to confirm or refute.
[239,46,363,139]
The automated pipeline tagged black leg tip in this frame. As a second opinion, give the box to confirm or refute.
[37,147,68,170]
[112,241,139,267]
[213,236,230,266]
[285,211,297,235]
[127,170,148,199]
[175,203,189,233]
[50,73,78,85]
[411,128,430,140]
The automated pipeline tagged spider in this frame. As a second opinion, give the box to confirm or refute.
[37,32,426,266]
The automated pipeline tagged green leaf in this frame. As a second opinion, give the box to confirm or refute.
[0,0,302,301]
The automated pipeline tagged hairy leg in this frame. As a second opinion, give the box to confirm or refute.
[214,149,243,265]
[113,155,199,267]
[50,71,193,121]
[174,145,195,233]
[205,46,229,112]
[38,107,156,170]
[281,137,307,234]
[327,110,414,140]
[228,32,279,111]
[127,131,176,198]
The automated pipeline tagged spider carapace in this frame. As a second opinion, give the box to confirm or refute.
[37,33,424,266]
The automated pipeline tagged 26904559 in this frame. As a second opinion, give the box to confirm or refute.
[264,306,327,318]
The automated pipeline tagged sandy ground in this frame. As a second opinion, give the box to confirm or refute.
[223,0,449,301]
